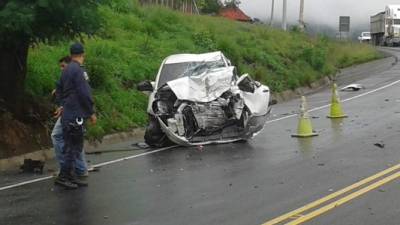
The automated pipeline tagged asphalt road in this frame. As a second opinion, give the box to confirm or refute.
[1,48,400,225]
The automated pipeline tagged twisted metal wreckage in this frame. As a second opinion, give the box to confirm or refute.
[138,51,274,147]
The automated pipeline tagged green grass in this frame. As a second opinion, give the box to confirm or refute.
[25,0,382,139]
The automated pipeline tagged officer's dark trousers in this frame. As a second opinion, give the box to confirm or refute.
[60,118,84,178]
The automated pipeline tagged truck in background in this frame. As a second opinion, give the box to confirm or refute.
[371,5,400,46]
[358,32,371,43]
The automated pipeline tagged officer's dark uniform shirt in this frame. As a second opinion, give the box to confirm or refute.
[59,60,94,121]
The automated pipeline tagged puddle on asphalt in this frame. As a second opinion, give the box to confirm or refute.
[330,118,345,142]
[297,138,314,155]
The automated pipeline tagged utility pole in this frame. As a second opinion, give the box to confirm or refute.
[282,0,287,31]
[269,0,275,26]
[299,0,305,31]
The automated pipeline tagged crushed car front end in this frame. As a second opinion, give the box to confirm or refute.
[138,51,272,147]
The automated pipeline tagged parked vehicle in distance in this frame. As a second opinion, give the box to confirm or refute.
[358,32,371,43]
[137,51,274,147]
[371,5,400,46]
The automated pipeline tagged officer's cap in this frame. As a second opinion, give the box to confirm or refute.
[70,43,85,55]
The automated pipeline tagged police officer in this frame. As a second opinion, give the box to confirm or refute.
[52,56,89,177]
[55,43,97,189]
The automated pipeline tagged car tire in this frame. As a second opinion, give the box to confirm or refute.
[144,116,173,148]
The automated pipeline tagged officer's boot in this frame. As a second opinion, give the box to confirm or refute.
[54,172,78,189]
[70,175,88,187]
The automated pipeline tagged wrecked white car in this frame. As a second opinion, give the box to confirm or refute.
[137,51,274,147]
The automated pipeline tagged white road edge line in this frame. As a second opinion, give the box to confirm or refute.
[0,146,177,191]
[266,79,400,124]
[1,79,400,192]
[93,146,177,167]
[0,176,53,191]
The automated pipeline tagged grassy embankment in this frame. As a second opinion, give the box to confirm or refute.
[25,0,381,139]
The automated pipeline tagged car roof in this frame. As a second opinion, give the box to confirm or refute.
[164,51,224,64]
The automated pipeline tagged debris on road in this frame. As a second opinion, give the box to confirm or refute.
[374,142,385,149]
[340,84,365,92]
[134,142,150,149]
[20,159,44,174]
[197,145,204,152]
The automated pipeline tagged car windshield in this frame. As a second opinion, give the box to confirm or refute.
[157,58,226,88]
[363,32,371,37]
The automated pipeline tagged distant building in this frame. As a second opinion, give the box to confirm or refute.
[219,6,252,22]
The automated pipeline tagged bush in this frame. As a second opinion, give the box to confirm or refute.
[193,30,217,51]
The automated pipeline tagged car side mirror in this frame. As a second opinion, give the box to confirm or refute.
[137,80,154,92]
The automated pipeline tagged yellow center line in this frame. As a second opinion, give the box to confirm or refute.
[262,164,400,225]
[286,171,400,225]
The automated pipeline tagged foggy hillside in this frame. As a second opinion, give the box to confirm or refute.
[240,0,399,38]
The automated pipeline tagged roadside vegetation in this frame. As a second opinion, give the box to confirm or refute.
[25,0,381,139]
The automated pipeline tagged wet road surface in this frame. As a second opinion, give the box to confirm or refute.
[1,48,400,225]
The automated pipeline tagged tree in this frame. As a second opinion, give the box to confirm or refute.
[0,0,100,113]
[224,0,240,8]
[197,0,222,14]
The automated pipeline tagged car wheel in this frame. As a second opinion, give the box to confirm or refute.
[144,116,173,148]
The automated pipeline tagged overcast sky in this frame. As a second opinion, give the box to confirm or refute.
[239,0,400,29]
